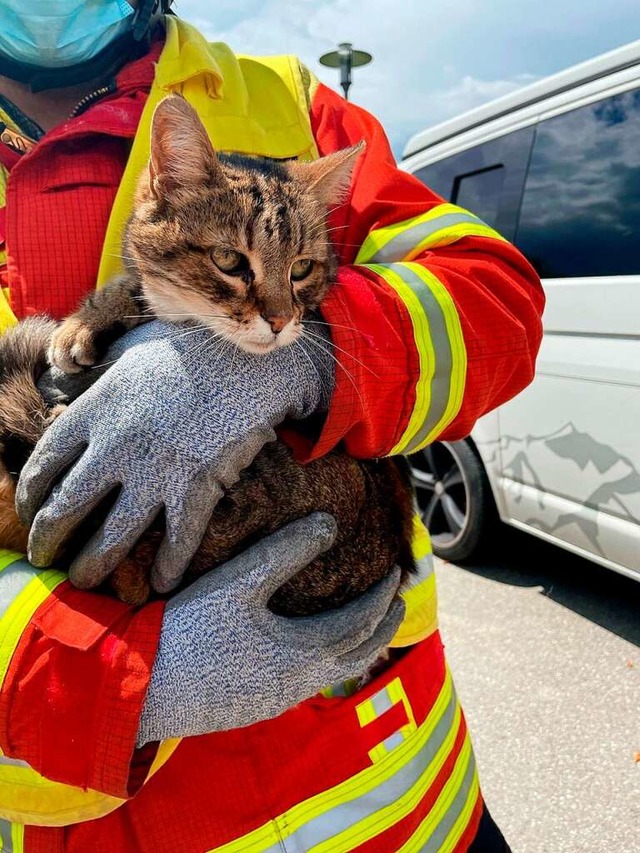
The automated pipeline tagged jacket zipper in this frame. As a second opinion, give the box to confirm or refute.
[69,81,117,119]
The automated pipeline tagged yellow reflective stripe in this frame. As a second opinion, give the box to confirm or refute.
[440,769,481,853]
[210,817,278,853]
[397,736,479,853]
[356,204,474,263]
[367,262,466,454]
[392,516,437,647]
[355,697,376,728]
[0,552,22,574]
[0,738,181,826]
[0,166,16,336]
[402,262,466,452]
[0,758,125,826]
[411,514,432,560]
[416,222,505,256]
[10,824,22,853]
[356,203,507,266]
[0,296,17,334]
[356,677,418,765]
[320,677,359,699]
[367,262,435,455]
[310,704,463,853]
[0,566,66,687]
[388,677,416,730]
[392,572,438,648]
[210,672,457,853]
[0,552,182,825]
[0,816,22,853]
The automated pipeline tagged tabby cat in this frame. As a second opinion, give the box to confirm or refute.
[0,95,415,614]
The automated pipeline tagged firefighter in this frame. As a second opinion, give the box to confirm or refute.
[0,2,541,850]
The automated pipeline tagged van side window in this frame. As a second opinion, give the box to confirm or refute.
[517,89,640,277]
[453,166,505,228]
[412,127,534,241]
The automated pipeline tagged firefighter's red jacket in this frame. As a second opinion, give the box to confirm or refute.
[0,18,543,853]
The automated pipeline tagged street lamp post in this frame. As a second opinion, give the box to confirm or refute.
[319,42,372,101]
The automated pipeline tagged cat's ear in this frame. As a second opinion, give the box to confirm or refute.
[148,95,225,198]
[288,141,365,206]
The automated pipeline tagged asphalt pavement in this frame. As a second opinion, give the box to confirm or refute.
[435,525,639,853]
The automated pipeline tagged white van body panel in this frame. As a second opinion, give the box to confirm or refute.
[402,46,640,582]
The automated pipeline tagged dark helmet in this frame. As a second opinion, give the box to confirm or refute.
[133,0,174,41]
[0,1,176,92]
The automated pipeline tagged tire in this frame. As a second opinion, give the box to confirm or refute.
[408,439,495,562]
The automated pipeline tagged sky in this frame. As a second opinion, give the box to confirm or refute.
[173,0,640,157]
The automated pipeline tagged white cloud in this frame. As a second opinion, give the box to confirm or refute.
[173,0,640,156]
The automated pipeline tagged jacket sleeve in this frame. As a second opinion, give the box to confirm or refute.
[304,79,545,460]
[0,551,167,823]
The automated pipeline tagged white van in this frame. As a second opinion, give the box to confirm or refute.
[401,41,640,583]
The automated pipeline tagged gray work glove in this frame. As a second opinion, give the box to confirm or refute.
[17,320,334,593]
[136,513,405,745]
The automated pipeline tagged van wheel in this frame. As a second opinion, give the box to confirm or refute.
[408,440,493,562]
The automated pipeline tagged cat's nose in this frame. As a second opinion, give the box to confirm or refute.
[263,314,291,334]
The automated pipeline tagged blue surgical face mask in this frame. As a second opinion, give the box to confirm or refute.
[0,1,136,70]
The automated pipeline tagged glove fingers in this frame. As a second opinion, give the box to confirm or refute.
[16,414,87,526]
[68,493,163,590]
[247,513,338,604]
[337,596,406,670]
[150,485,223,594]
[284,566,403,653]
[26,455,115,568]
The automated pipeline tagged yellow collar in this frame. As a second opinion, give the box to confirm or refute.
[155,16,224,98]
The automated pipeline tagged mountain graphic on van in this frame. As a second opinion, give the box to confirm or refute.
[499,423,640,554]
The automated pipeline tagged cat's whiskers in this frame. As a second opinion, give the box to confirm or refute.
[302,329,379,378]
[323,224,350,234]
[160,324,218,345]
[187,337,229,371]
[300,333,364,411]
[89,358,120,370]
[104,252,141,263]
[137,312,231,320]
[224,340,241,393]
[181,329,230,368]
[304,319,363,335]
[189,321,236,359]
[293,338,329,397]
[181,340,223,372]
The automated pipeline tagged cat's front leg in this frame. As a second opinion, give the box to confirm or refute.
[49,275,149,373]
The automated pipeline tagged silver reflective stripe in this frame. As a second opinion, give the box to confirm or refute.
[379,264,453,454]
[0,558,39,621]
[0,755,30,769]
[411,549,434,582]
[0,818,13,852]
[419,751,477,853]
[381,730,405,753]
[277,689,458,852]
[368,211,483,264]
[370,687,394,718]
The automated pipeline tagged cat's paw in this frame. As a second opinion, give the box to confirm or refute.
[48,318,100,373]
[44,403,67,427]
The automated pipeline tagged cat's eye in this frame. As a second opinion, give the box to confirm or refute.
[211,247,249,275]
[290,259,314,282]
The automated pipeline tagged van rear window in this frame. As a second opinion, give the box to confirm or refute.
[517,89,640,277]
[453,166,505,228]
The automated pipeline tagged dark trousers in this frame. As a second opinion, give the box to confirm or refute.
[467,805,512,852]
